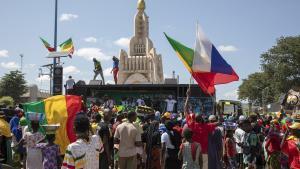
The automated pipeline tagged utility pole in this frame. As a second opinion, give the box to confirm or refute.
[52,0,58,95]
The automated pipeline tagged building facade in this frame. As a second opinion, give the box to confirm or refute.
[117,0,164,84]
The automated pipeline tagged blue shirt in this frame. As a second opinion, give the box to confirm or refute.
[113,60,119,69]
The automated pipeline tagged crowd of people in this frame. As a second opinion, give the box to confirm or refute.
[0,91,300,169]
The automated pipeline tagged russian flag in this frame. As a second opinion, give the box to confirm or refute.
[191,24,239,94]
[165,24,239,95]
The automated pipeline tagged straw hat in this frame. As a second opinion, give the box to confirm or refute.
[163,112,171,119]
[289,122,300,130]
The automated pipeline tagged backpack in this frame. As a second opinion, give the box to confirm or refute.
[243,132,259,155]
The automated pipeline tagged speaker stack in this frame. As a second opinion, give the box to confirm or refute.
[53,66,63,95]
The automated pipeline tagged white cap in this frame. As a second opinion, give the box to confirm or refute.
[239,115,246,121]
[208,115,216,121]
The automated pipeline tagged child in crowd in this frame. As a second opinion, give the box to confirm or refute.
[242,121,260,169]
[224,127,237,169]
[36,124,61,169]
[178,128,203,169]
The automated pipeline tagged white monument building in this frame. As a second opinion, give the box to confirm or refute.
[117,0,164,84]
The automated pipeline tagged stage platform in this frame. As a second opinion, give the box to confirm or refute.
[74,84,214,98]
[73,84,216,115]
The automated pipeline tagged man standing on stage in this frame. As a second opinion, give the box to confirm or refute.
[65,76,75,94]
[93,58,105,84]
[111,56,119,84]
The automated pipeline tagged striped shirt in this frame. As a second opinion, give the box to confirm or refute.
[62,135,103,169]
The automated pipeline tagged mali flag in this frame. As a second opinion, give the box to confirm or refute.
[23,95,82,154]
[40,37,55,52]
[60,38,74,58]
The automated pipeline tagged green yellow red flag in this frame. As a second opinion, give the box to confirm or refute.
[40,37,55,52]
[23,95,82,154]
[59,38,74,58]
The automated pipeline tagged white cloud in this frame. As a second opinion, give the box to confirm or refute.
[114,37,130,48]
[75,48,111,61]
[35,75,50,83]
[25,64,36,68]
[103,67,112,77]
[223,90,238,100]
[64,66,80,74]
[0,50,9,58]
[59,13,78,22]
[218,45,238,52]
[84,37,97,43]
[0,62,19,69]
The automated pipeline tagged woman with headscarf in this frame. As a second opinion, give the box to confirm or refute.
[145,120,161,169]
[17,113,45,169]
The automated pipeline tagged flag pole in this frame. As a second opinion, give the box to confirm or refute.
[188,75,192,91]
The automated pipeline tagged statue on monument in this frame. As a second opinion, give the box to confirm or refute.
[111,56,119,84]
[93,58,105,84]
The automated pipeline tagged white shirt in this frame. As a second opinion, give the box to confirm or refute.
[165,99,177,112]
[234,127,245,153]
[161,132,175,149]
[66,78,75,89]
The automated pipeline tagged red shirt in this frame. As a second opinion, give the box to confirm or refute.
[173,126,183,135]
[186,114,216,154]
[282,138,300,169]
[265,133,281,154]
[225,138,237,157]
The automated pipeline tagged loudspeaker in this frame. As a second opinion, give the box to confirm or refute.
[53,66,63,95]
[89,80,103,85]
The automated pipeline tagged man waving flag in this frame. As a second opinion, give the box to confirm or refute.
[165,24,239,95]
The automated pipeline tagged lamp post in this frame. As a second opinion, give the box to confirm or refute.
[52,0,58,95]
[54,0,58,56]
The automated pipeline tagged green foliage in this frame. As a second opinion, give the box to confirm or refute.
[238,72,274,105]
[261,36,300,95]
[0,96,14,107]
[238,36,300,104]
[0,70,27,103]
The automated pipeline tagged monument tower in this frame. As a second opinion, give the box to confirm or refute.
[117,0,164,84]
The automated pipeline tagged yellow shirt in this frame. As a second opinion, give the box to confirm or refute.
[0,118,12,137]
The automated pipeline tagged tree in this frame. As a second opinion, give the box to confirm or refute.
[0,70,27,103]
[238,35,300,105]
[261,36,300,98]
[0,96,14,107]
[238,72,275,106]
